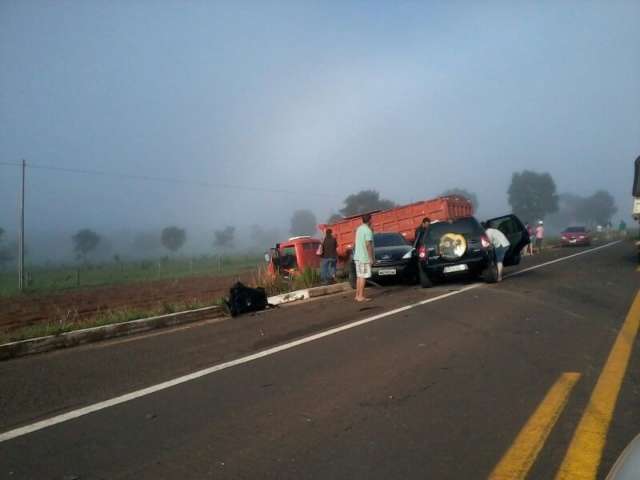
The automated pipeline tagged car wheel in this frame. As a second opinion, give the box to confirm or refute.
[512,254,521,266]
[483,261,498,283]
[348,260,356,289]
[418,266,433,288]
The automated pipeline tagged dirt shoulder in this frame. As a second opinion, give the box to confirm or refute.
[0,271,254,334]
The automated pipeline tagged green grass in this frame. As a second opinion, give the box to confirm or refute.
[0,254,262,297]
[0,297,225,344]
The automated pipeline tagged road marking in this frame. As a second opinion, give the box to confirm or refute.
[0,241,621,444]
[504,241,621,280]
[489,372,581,480]
[554,289,640,480]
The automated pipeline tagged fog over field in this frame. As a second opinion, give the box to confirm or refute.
[1,1,639,263]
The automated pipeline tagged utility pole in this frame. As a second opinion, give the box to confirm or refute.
[18,159,25,291]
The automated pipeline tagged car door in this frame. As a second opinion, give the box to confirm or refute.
[484,214,529,265]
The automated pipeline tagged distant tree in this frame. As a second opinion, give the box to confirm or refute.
[0,228,14,268]
[339,190,396,217]
[290,210,317,236]
[581,190,617,226]
[161,226,186,253]
[507,171,559,222]
[72,229,101,261]
[327,213,344,224]
[0,246,15,269]
[440,188,479,212]
[213,226,235,249]
[132,232,162,254]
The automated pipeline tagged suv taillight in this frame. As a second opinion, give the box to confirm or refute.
[418,245,427,259]
[480,235,491,249]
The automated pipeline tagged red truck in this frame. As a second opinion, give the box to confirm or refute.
[267,196,473,280]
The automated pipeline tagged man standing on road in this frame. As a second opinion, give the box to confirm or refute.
[535,220,545,253]
[414,217,431,247]
[353,214,374,302]
[320,228,338,284]
[619,219,627,239]
[483,224,511,282]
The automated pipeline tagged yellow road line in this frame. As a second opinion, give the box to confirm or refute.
[555,290,640,480]
[489,372,581,480]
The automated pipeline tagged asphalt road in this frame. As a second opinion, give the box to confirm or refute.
[0,241,638,480]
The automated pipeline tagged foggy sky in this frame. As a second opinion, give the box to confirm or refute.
[1,1,639,257]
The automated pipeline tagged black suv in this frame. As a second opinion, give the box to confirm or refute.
[415,214,529,287]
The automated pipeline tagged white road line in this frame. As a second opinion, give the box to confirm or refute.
[505,241,622,279]
[0,241,621,444]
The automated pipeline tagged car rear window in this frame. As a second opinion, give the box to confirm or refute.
[565,226,586,233]
[374,233,408,247]
[424,218,483,241]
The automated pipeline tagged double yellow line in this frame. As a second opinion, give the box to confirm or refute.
[489,290,640,480]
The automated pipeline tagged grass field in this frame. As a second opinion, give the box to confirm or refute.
[0,254,263,297]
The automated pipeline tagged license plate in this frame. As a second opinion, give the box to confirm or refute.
[377,268,397,276]
[443,264,468,274]
[570,239,577,243]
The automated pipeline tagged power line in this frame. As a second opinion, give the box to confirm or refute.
[1,160,338,198]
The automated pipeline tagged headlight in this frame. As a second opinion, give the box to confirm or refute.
[402,249,414,259]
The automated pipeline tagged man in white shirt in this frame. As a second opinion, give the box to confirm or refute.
[484,225,510,282]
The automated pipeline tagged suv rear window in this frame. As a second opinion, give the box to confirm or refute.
[424,217,483,241]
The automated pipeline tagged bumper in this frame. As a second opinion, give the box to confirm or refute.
[371,262,413,279]
[561,238,590,246]
[420,252,490,277]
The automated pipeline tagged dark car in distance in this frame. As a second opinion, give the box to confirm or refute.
[415,214,529,287]
[349,232,415,287]
[560,226,591,246]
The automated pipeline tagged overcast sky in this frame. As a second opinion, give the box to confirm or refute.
[1,1,639,249]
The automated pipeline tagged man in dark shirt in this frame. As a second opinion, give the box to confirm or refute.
[414,217,431,247]
[320,229,338,284]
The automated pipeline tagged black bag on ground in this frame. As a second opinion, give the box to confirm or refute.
[226,282,268,317]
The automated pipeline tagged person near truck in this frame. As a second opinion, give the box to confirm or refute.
[535,221,545,253]
[524,222,534,256]
[414,217,431,247]
[320,228,338,284]
[354,214,374,302]
[483,224,510,282]
[619,219,627,239]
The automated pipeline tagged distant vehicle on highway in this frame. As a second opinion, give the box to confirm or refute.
[415,214,529,287]
[560,226,591,246]
[346,232,415,287]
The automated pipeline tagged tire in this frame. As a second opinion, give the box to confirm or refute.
[511,254,521,266]
[348,260,356,289]
[418,266,433,288]
[483,261,499,284]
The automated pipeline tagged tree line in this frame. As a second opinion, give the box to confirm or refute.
[0,170,620,265]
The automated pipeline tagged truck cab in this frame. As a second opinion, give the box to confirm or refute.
[267,236,322,279]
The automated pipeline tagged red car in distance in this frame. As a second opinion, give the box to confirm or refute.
[560,226,591,246]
